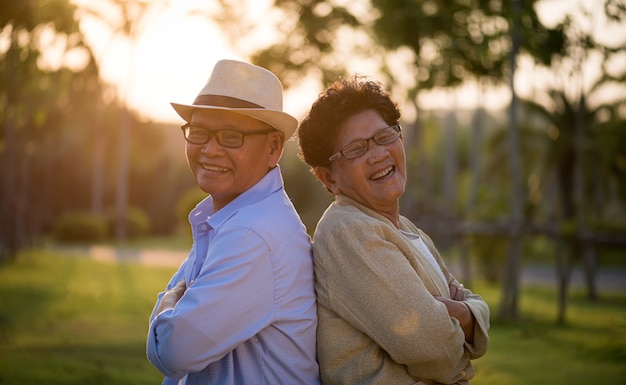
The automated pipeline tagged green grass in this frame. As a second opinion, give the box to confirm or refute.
[0,249,174,384]
[1,249,625,384]
[472,283,626,384]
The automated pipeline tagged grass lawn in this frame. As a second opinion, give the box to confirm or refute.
[0,249,173,384]
[473,283,626,384]
[1,248,625,384]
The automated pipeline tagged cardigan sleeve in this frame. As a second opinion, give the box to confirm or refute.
[314,209,474,384]
[418,228,490,359]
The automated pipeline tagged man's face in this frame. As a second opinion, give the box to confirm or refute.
[185,109,284,211]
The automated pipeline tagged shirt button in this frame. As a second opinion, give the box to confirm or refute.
[199,224,208,231]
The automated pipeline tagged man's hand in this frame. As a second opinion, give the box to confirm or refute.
[156,279,187,314]
[448,280,466,301]
[435,280,474,344]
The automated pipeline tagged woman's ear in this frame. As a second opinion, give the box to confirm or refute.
[314,166,338,195]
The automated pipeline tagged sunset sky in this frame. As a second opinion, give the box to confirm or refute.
[68,0,625,124]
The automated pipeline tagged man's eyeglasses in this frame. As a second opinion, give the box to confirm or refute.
[181,123,275,148]
[326,124,402,163]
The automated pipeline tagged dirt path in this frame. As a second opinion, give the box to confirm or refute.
[59,245,188,268]
[61,245,626,293]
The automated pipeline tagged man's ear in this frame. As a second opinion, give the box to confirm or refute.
[314,166,339,195]
[268,131,285,167]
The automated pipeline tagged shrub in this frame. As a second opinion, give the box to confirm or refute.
[175,187,207,235]
[124,206,151,238]
[52,211,108,243]
[105,206,151,239]
[176,188,207,222]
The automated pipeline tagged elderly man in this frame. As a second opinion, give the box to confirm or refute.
[147,59,320,385]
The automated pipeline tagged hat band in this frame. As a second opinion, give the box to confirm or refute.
[193,94,264,109]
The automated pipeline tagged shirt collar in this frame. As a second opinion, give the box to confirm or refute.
[188,165,284,229]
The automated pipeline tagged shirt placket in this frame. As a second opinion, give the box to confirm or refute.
[188,220,211,282]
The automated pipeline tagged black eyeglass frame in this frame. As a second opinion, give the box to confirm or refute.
[181,123,276,148]
[325,124,402,164]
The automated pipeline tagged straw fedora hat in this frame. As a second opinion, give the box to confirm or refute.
[171,59,298,138]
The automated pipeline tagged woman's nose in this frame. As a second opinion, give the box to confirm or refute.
[366,139,388,162]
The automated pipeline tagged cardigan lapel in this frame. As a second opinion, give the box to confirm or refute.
[335,195,450,297]
[405,240,450,297]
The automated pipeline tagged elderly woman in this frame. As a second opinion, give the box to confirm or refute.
[298,76,490,385]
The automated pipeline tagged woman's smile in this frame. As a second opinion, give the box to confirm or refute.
[370,165,395,181]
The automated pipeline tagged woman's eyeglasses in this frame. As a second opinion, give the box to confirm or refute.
[326,125,402,163]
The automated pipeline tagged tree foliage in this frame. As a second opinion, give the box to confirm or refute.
[214,0,626,321]
[236,0,565,96]
[0,0,194,261]
[517,0,626,224]
[371,0,564,88]
[0,0,96,260]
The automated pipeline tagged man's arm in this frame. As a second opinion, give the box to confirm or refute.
[147,227,275,378]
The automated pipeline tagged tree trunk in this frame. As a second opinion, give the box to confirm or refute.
[468,105,484,218]
[0,108,19,262]
[443,109,457,221]
[1,31,22,261]
[582,245,597,300]
[402,86,423,219]
[555,238,572,324]
[462,104,485,287]
[575,93,597,300]
[91,95,105,215]
[116,109,131,241]
[499,0,523,321]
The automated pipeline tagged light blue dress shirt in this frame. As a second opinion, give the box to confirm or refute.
[147,166,320,384]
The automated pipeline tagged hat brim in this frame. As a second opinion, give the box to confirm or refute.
[171,103,298,139]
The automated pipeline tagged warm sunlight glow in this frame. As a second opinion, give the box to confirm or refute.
[72,0,245,123]
[70,0,624,124]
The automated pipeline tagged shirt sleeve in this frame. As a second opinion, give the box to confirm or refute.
[146,226,275,379]
[147,258,190,324]
[317,218,472,384]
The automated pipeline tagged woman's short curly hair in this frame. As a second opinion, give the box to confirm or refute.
[298,75,401,168]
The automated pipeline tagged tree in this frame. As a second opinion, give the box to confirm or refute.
[519,0,626,322]
[0,0,193,262]
[205,0,624,323]
[0,0,99,261]
[241,0,563,321]
[75,0,167,241]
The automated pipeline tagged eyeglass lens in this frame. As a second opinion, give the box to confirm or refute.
[186,126,243,147]
[182,124,275,148]
[340,125,401,159]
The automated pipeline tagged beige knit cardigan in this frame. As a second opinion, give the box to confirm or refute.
[313,195,490,385]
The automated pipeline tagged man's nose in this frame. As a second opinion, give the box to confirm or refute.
[200,134,222,152]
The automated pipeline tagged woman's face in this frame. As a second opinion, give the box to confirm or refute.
[317,109,406,216]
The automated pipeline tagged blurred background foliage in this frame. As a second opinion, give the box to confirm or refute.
[1,0,625,321]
